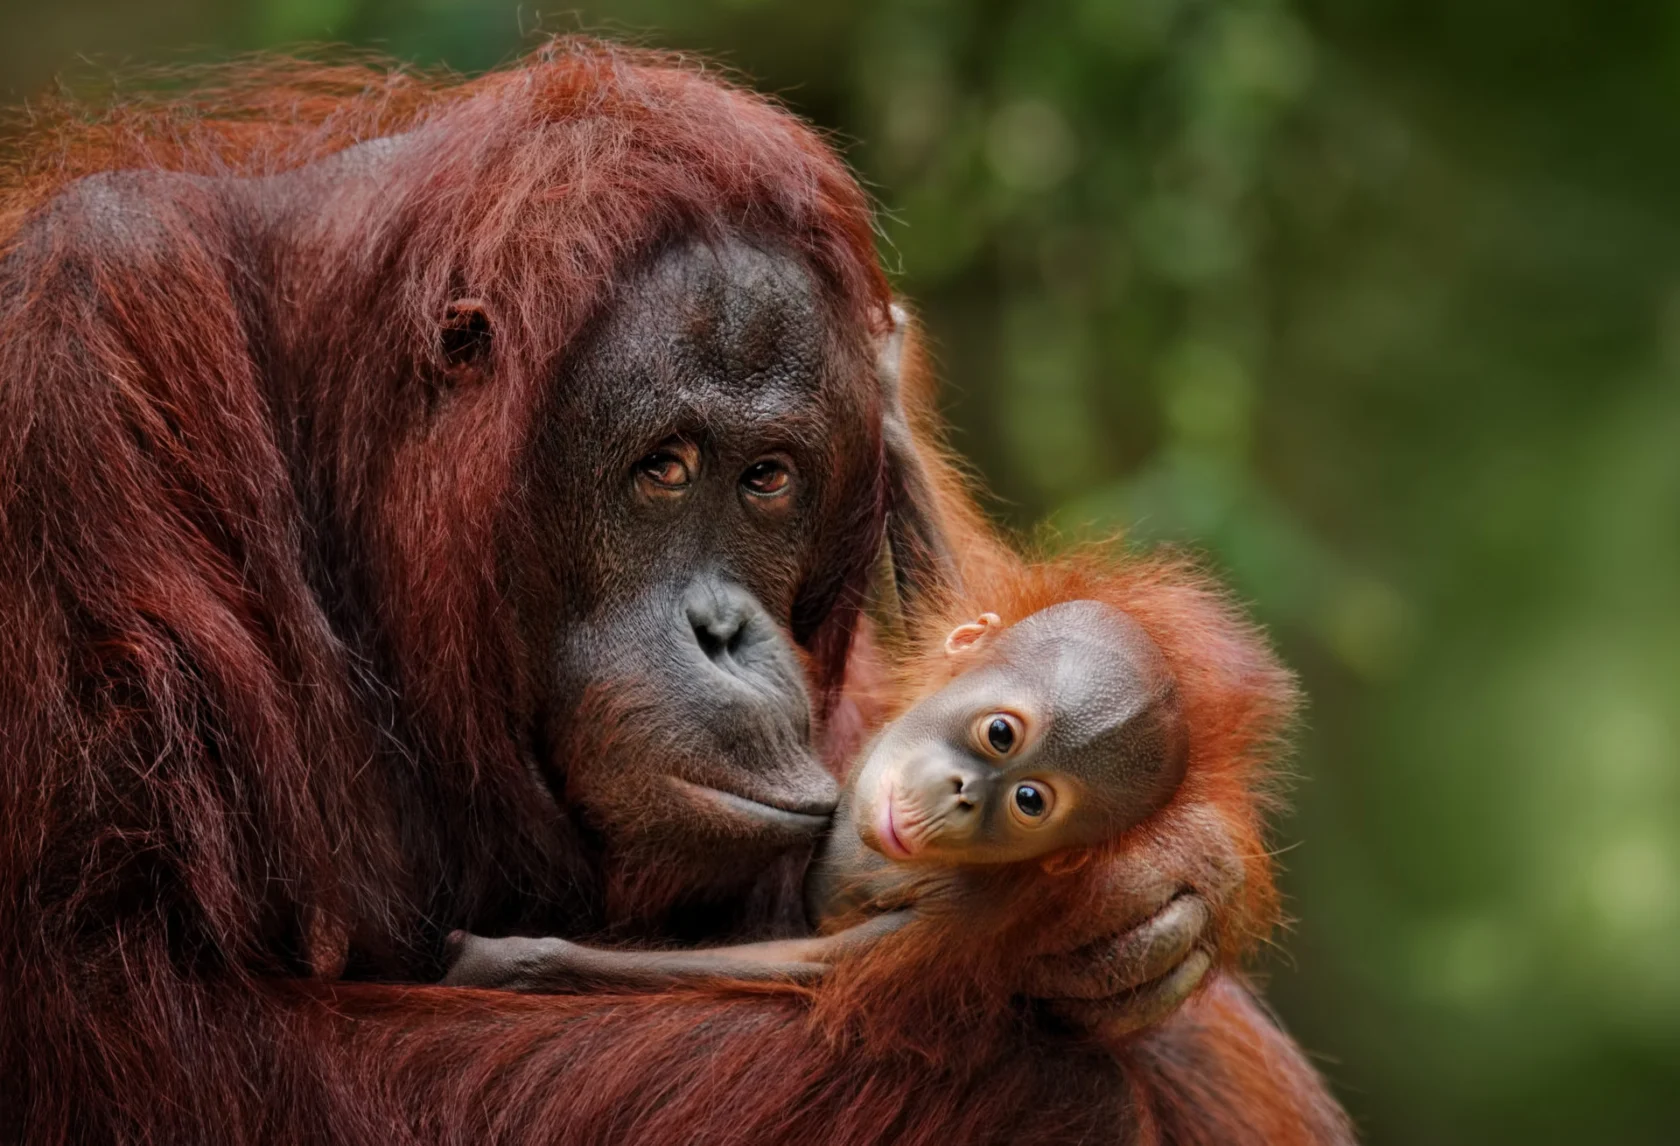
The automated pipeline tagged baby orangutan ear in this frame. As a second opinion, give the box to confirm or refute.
[439,297,493,385]
[944,612,1003,656]
[1039,849,1091,877]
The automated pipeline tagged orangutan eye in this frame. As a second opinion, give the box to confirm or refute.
[740,456,793,498]
[638,453,690,487]
[978,713,1022,756]
[1006,770,1056,827]
[634,439,698,496]
[1014,779,1041,816]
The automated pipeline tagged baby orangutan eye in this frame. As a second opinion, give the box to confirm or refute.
[976,713,1023,757]
[1012,782,1052,822]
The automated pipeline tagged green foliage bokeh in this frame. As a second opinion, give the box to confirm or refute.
[5,1,1677,1142]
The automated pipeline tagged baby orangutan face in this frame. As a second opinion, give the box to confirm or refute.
[851,601,1189,868]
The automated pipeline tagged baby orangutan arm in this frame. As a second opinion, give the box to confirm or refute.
[441,912,913,994]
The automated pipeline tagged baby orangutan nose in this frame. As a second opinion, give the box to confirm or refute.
[929,757,987,811]
[881,755,992,858]
[947,769,983,811]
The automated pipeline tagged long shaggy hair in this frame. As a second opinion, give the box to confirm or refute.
[0,39,1351,1146]
[0,40,893,1143]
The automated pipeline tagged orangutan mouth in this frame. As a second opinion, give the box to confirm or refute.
[872,786,915,860]
[669,777,834,834]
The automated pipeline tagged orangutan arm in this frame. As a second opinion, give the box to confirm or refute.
[291,977,1136,1144]
[875,303,961,621]
[287,966,1351,1146]
[1123,974,1359,1146]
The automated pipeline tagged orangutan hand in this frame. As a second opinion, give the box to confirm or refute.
[1019,803,1250,1040]
[1023,890,1217,1039]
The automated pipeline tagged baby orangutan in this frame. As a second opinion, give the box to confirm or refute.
[443,598,1188,992]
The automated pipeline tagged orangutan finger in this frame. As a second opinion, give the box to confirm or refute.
[1053,949,1214,1041]
[1023,892,1210,1002]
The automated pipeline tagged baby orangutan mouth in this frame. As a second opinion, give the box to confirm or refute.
[868,785,914,860]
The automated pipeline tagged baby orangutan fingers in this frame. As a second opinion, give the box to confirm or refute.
[1021,891,1213,1003]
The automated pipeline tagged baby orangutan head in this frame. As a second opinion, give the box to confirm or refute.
[851,601,1189,869]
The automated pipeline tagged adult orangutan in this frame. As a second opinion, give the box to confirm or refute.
[0,40,1351,1146]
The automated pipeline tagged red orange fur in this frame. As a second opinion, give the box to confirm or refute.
[0,39,1350,1145]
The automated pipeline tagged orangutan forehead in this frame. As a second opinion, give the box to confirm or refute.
[563,236,843,437]
[992,601,1171,719]
[653,237,829,372]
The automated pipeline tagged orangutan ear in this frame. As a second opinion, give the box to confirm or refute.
[1039,849,1091,877]
[944,612,1002,656]
[439,297,492,384]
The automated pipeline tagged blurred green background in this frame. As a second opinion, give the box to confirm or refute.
[6,1,1677,1142]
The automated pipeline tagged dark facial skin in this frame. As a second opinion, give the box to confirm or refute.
[508,236,878,900]
[851,600,1189,866]
[443,599,1190,992]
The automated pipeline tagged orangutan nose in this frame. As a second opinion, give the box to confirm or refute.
[950,771,982,811]
[686,578,755,659]
[680,574,797,691]
[906,756,987,822]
